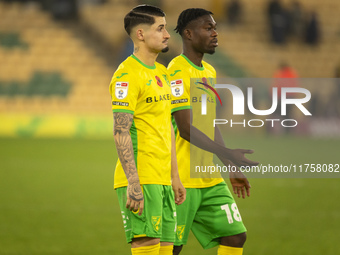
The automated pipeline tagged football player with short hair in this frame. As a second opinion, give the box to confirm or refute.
[109,5,186,255]
[168,8,258,255]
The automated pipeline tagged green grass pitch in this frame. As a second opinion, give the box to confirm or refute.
[0,136,339,254]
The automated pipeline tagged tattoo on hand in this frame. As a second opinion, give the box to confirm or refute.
[128,182,143,201]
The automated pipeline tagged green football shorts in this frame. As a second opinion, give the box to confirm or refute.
[116,184,176,243]
[174,181,246,249]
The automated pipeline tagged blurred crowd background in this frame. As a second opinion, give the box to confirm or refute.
[0,0,339,138]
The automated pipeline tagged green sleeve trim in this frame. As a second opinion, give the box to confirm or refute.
[171,116,178,139]
[130,120,138,167]
[171,105,192,114]
[112,109,134,115]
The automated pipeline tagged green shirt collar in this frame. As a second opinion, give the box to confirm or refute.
[181,54,205,71]
[131,54,156,69]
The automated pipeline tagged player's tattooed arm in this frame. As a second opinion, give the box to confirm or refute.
[113,112,144,215]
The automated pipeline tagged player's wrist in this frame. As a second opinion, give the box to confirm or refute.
[171,175,180,181]
[216,146,232,159]
[127,177,141,187]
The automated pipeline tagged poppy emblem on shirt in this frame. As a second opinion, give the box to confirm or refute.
[155,76,163,87]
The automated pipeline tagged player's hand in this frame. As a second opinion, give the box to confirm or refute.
[227,149,259,167]
[229,170,251,199]
[171,176,186,205]
[126,182,144,216]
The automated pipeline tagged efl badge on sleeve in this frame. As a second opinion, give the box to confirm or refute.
[171,79,184,97]
[115,82,129,99]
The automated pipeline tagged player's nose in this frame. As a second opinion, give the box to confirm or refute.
[212,29,218,37]
[164,29,170,39]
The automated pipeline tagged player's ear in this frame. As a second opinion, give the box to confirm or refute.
[183,29,192,40]
[135,28,145,41]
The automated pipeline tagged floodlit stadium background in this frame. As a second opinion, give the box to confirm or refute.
[1,0,339,254]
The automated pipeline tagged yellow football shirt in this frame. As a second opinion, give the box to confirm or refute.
[168,54,224,188]
[109,55,172,189]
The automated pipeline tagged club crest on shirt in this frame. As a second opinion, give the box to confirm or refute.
[115,82,129,99]
[162,74,170,87]
[176,225,185,240]
[151,216,161,232]
[171,79,184,97]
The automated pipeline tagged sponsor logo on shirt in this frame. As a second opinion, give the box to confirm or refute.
[146,94,171,103]
[112,101,129,106]
[115,82,129,99]
[170,70,181,76]
[171,99,188,104]
[116,73,128,79]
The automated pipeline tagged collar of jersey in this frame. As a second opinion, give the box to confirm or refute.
[131,54,156,69]
[181,54,205,71]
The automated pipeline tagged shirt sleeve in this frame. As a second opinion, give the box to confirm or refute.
[168,68,191,114]
[110,73,140,115]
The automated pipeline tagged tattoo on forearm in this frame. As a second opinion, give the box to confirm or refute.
[113,112,143,201]
[114,113,131,136]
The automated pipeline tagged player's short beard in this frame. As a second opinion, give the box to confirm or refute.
[161,46,169,53]
[207,48,216,55]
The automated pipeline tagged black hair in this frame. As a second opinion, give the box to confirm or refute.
[124,5,165,35]
[175,8,213,36]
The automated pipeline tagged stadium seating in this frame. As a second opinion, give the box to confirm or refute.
[77,0,340,78]
[0,2,113,116]
[80,1,133,49]
[0,0,339,138]
[216,0,340,78]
